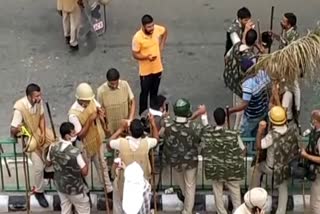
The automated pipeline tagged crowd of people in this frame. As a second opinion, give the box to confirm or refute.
[7,4,320,214]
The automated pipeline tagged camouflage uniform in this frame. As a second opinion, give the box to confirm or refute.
[50,141,90,214]
[163,118,202,214]
[307,129,320,213]
[225,19,243,56]
[224,42,256,97]
[279,27,299,49]
[201,126,244,214]
[251,126,299,214]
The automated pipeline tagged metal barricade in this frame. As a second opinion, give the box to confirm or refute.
[0,137,310,193]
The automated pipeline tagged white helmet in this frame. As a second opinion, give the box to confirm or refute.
[75,83,95,101]
[244,188,268,210]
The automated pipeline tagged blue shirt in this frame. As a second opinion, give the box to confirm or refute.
[242,70,270,119]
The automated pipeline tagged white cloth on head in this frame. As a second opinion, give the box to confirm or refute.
[122,162,146,214]
[244,187,268,209]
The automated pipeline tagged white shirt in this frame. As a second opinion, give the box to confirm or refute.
[149,108,163,117]
[282,90,293,120]
[234,204,251,214]
[68,99,101,134]
[110,136,157,152]
[11,96,44,128]
[47,138,86,169]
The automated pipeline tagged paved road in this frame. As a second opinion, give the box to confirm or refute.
[1,1,320,211]
[1,0,320,139]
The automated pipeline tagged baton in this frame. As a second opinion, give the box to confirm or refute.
[45,102,57,139]
[103,4,107,33]
[269,6,275,54]
[226,106,230,129]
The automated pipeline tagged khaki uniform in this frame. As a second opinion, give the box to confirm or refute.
[68,100,113,193]
[97,80,134,134]
[110,137,156,214]
[57,0,81,46]
[11,97,54,193]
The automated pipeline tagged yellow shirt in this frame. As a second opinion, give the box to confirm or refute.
[132,24,166,76]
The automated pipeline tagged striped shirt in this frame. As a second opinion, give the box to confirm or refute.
[242,70,270,119]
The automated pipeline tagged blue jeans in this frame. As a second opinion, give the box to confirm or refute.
[240,114,268,138]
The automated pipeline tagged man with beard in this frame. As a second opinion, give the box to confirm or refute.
[132,14,168,115]
[272,13,299,49]
[10,83,54,208]
[68,82,113,204]
[271,12,301,122]
[224,7,254,56]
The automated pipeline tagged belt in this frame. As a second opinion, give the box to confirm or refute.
[266,164,274,170]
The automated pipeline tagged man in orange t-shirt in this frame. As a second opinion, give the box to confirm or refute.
[132,14,168,115]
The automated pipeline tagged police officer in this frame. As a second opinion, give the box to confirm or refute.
[10,83,55,208]
[47,122,90,214]
[108,117,159,214]
[300,110,320,213]
[225,7,253,56]
[252,106,299,214]
[199,107,245,214]
[163,98,203,214]
[234,187,268,214]
[68,83,113,201]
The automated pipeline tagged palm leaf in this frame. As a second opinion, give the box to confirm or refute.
[246,26,320,84]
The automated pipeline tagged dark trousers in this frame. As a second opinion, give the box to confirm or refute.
[139,72,162,115]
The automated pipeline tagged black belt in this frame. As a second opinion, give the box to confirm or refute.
[266,164,274,170]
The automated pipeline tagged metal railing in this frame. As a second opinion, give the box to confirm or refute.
[0,137,310,193]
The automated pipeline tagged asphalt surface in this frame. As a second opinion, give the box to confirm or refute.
[1,0,320,138]
[0,1,320,212]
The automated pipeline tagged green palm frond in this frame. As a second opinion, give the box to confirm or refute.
[246,26,320,83]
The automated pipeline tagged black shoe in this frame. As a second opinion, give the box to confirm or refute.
[176,189,185,203]
[87,192,92,208]
[69,45,79,51]
[34,192,49,208]
[65,36,70,44]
